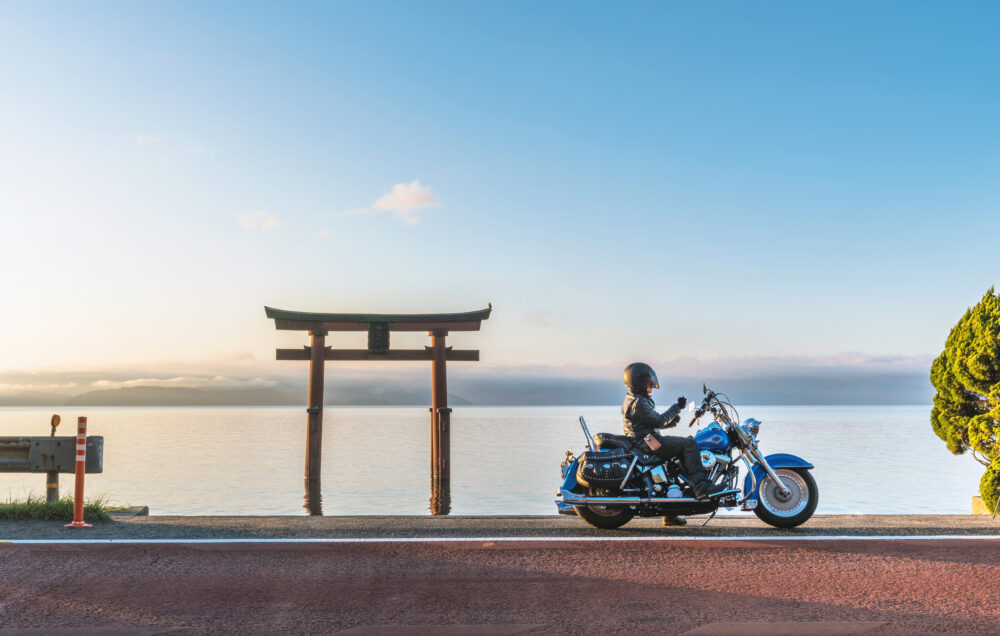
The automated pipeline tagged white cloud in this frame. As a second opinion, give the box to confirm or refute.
[662,352,934,379]
[236,210,283,231]
[374,180,440,219]
[337,180,441,225]
[91,376,277,390]
[0,382,78,394]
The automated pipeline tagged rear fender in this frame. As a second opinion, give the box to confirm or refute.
[556,458,582,514]
[742,453,814,498]
[560,458,581,491]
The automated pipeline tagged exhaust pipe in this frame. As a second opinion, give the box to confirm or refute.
[559,489,740,506]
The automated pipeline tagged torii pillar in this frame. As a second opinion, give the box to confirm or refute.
[265,305,491,515]
[429,328,451,514]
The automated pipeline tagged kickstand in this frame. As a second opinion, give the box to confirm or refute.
[700,510,717,527]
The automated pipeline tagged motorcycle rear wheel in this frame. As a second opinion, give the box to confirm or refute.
[574,488,636,529]
[753,468,818,529]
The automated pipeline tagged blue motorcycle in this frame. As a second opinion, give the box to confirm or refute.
[556,385,818,529]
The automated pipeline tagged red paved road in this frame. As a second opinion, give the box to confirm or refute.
[1,539,999,635]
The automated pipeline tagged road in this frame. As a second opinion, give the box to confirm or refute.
[1,515,999,635]
[2,513,1000,541]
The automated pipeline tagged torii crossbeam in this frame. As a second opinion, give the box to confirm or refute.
[265,305,491,515]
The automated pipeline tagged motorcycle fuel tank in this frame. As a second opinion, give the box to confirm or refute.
[694,422,731,453]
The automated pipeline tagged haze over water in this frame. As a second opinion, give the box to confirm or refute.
[0,405,982,516]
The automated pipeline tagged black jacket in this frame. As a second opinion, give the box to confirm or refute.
[622,392,682,439]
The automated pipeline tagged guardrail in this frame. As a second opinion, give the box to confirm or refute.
[0,414,103,505]
[0,436,103,474]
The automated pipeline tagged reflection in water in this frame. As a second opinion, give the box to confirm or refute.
[304,479,322,515]
[430,475,450,515]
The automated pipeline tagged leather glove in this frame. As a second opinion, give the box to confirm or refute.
[676,396,687,409]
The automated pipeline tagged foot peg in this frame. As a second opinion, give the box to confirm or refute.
[693,482,729,500]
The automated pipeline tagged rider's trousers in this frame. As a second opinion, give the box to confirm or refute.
[649,434,709,484]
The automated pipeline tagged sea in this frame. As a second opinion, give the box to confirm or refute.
[0,405,985,516]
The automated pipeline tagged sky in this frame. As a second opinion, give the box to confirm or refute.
[0,1,998,402]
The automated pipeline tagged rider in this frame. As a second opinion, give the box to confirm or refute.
[622,362,727,509]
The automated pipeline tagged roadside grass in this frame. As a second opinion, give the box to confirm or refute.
[0,494,114,522]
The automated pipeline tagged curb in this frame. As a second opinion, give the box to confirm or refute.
[109,506,149,517]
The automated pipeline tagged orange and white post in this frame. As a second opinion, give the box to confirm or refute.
[65,416,92,528]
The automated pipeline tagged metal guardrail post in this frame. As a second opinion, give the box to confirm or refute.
[47,414,60,504]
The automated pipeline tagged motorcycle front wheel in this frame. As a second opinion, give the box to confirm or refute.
[753,468,818,529]
[574,488,635,529]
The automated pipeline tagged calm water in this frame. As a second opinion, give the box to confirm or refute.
[0,405,984,516]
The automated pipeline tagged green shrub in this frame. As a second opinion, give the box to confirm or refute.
[0,494,112,522]
[931,288,1000,505]
[980,460,1000,513]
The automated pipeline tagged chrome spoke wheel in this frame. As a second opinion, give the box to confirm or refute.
[574,488,635,529]
[586,489,627,516]
[759,469,809,518]
[587,503,624,517]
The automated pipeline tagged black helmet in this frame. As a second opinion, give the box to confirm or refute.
[623,362,659,394]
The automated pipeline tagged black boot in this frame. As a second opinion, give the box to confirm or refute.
[692,480,727,500]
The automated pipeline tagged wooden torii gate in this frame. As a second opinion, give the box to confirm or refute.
[265,305,491,515]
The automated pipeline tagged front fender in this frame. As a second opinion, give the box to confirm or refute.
[742,453,814,498]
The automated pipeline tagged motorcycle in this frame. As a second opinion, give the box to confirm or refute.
[555,385,818,529]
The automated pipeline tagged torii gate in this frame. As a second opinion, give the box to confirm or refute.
[265,305,491,515]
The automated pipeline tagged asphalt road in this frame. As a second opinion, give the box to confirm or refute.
[2,515,1000,635]
[2,536,1000,635]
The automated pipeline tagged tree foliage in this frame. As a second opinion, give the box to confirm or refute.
[930,288,1000,510]
[981,460,1000,514]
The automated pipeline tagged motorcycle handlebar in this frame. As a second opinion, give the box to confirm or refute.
[688,390,715,427]
[688,407,705,427]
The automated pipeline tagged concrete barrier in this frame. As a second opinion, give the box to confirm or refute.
[972,495,996,515]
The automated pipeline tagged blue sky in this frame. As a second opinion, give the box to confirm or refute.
[0,2,997,397]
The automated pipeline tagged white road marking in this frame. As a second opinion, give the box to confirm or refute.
[2,535,1000,545]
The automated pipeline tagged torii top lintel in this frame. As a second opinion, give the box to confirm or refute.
[264,305,491,333]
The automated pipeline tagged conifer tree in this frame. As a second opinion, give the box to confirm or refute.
[930,288,1000,511]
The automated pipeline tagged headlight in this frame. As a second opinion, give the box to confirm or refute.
[742,418,761,438]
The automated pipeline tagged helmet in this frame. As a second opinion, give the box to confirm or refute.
[623,362,659,394]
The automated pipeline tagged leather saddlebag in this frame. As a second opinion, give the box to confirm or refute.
[576,448,634,489]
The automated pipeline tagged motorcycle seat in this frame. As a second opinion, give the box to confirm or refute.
[593,433,633,450]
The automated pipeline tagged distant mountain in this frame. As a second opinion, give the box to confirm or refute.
[67,386,302,406]
[324,385,472,407]
[0,391,73,406]
[60,385,472,407]
[0,369,933,407]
